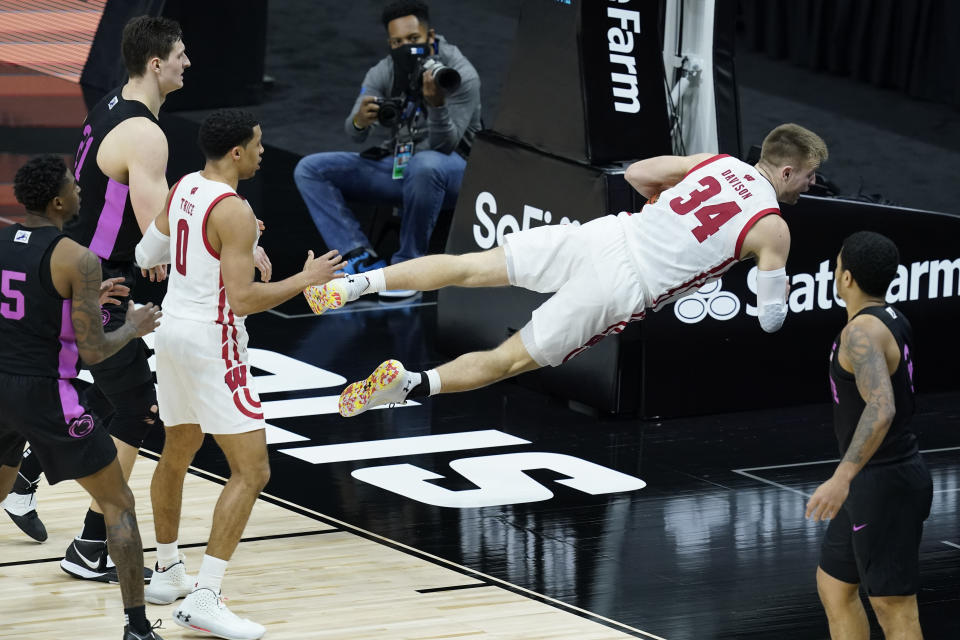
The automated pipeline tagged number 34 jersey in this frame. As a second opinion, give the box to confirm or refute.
[618,154,780,312]
[162,171,258,326]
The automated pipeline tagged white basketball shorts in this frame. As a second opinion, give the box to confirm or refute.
[503,215,647,367]
[155,315,265,434]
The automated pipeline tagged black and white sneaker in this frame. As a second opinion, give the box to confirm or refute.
[2,476,47,542]
[60,537,153,583]
[122,619,164,639]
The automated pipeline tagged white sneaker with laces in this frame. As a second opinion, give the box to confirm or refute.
[173,587,265,640]
[145,553,195,604]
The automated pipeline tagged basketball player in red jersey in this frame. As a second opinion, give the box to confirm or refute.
[310,124,828,416]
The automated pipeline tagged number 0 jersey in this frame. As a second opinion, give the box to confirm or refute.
[161,172,257,327]
[618,154,780,311]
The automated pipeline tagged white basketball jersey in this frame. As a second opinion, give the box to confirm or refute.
[619,154,780,311]
[162,171,257,326]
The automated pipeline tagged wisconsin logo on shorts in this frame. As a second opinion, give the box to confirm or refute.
[68,414,95,438]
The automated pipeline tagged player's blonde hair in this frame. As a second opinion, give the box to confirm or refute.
[759,123,828,169]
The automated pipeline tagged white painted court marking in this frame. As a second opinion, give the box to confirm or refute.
[160,453,667,640]
[280,429,529,464]
[942,541,960,551]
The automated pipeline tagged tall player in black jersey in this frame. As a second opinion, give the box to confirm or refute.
[0,155,163,639]
[53,16,190,581]
[806,231,932,640]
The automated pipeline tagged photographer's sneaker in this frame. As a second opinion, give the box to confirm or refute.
[146,554,195,604]
[304,273,371,315]
[173,588,265,640]
[2,480,47,542]
[61,537,153,583]
[339,359,415,417]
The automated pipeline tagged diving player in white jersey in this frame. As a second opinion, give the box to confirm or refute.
[310,123,827,417]
[133,110,343,639]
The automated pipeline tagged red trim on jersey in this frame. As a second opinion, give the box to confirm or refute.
[166,175,187,219]
[684,154,730,179]
[202,193,238,260]
[734,208,781,260]
[650,257,737,309]
[242,388,261,409]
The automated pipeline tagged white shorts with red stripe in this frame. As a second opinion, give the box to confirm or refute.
[155,315,265,434]
[503,215,647,367]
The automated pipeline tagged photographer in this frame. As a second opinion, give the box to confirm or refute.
[294,0,481,297]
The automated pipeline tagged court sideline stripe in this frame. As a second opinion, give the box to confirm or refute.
[417,582,491,594]
[141,450,667,640]
[0,529,338,569]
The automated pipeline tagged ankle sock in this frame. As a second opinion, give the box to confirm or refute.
[124,605,150,634]
[81,508,106,541]
[196,554,228,593]
[156,540,180,569]
[364,268,386,293]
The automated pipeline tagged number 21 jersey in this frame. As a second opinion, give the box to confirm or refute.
[619,154,780,311]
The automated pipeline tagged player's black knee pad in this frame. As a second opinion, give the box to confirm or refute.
[107,381,163,449]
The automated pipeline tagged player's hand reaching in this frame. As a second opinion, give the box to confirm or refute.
[254,246,272,282]
[123,300,162,337]
[805,474,850,522]
[98,277,130,307]
[141,264,167,282]
[302,249,344,286]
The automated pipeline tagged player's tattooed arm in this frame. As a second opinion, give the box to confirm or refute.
[839,321,896,473]
[70,250,163,365]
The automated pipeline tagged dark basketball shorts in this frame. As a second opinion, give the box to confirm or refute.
[87,259,152,394]
[0,372,116,484]
[819,452,933,596]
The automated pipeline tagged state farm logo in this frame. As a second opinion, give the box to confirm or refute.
[673,279,740,324]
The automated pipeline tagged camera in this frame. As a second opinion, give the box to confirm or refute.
[374,96,406,128]
[419,57,461,93]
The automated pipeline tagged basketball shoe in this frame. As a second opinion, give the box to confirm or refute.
[173,588,265,640]
[303,273,372,314]
[1,474,46,542]
[145,554,195,604]
[339,359,416,417]
[122,620,164,639]
[61,537,153,583]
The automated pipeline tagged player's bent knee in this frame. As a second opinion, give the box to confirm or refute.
[109,382,161,449]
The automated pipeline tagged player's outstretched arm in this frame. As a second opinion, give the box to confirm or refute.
[215,198,343,316]
[624,152,713,199]
[51,241,161,364]
[742,215,791,333]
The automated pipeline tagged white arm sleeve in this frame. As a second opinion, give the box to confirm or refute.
[757,267,789,333]
[134,220,171,268]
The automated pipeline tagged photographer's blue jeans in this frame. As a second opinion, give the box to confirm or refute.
[293,150,466,264]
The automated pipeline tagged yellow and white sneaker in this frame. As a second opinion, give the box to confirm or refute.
[303,274,370,315]
[339,359,415,417]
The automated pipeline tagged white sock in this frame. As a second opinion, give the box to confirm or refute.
[196,554,228,593]
[425,369,442,396]
[156,541,179,569]
[364,268,386,293]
